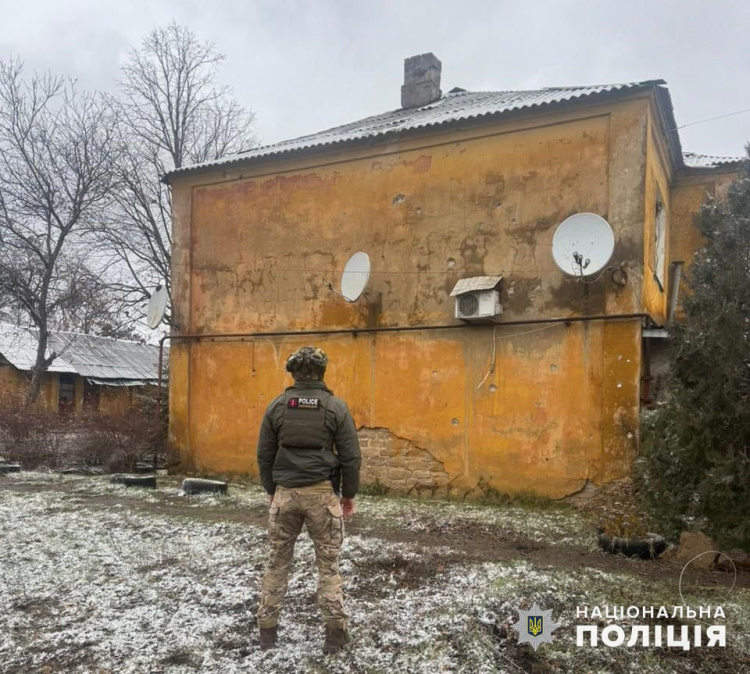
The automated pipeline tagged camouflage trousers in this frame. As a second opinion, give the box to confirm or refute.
[256,481,347,630]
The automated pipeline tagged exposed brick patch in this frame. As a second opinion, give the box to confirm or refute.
[359,427,450,497]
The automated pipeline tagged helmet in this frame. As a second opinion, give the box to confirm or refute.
[285,346,329,380]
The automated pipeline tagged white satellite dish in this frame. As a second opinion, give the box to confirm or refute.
[146,285,168,329]
[340,252,371,302]
[552,213,615,276]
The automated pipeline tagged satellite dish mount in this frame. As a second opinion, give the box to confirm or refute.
[146,285,168,329]
[552,213,615,278]
[330,252,371,302]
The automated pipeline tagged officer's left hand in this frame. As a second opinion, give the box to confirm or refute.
[267,493,274,506]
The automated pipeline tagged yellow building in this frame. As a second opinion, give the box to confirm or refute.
[164,54,741,499]
[0,324,162,415]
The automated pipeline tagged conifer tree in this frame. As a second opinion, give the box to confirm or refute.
[636,148,750,550]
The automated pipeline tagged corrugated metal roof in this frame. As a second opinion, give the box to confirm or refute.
[450,276,504,297]
[48,332,161,381]
[0,324,74,373]
[683,152,744,169]
[164,80,667,181]
[0,324,161,382]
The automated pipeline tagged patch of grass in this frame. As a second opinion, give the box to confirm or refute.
[476,477,563,510]
[511,489,561,510]
[358,477,390,496]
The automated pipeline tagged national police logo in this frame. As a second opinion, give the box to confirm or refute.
[514,603,560,651]
[287,397,320,410]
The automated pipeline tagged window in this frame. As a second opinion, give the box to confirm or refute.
[654,194,667,292]
[58,374,76,415]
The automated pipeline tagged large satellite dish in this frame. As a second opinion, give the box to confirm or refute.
[340,252,371,302]
[552,213,615,276]
[146,285,168,329]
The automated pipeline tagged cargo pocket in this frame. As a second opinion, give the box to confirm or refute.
[268,503,280,536]
[325,498,344,543]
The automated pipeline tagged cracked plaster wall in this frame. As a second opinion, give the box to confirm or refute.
[165,96,680,499]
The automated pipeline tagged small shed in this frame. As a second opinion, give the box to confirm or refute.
[0,324,163,414]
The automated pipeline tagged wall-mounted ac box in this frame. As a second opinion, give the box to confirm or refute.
[450,276,503,321]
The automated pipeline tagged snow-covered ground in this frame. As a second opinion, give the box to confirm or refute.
[0,473,746,673]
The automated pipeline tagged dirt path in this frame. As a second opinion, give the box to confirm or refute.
[3,480,745,593]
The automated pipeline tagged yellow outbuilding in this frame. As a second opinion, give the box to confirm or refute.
[0,324,162,416]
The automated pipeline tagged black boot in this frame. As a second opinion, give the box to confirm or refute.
[259,626,278,651]
[323,626,348,655]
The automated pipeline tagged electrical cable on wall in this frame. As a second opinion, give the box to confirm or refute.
[476,325,497,390]
[476,322,565,390]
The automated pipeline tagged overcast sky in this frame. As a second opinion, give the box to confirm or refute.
[0,0,747,157]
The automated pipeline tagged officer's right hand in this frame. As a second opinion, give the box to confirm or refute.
[340,497,356,520]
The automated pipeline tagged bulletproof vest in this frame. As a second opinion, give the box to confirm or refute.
[279,387,333,450]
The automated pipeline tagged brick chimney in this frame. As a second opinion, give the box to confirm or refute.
[401,53,442,109]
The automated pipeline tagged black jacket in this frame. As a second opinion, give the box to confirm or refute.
[257,380,361,498]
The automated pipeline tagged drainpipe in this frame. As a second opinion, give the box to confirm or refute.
[667,261,684,326]
[641,338,653,409]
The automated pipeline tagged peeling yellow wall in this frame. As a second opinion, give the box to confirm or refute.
[0,365,30,400]
[0,365,56,409]
[668,169,738,321]
[170,96,657,498]
[670,170,738,270]
[0,365,136,416]
[98,387,136,415]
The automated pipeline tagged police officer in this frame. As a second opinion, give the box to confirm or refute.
[256,346,361,655]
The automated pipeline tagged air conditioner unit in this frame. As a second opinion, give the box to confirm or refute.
[450,276,503,321]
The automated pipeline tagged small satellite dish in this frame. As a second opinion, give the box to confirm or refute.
[146,285,168,329]
[340,252,371,302]
[552,213,615,276]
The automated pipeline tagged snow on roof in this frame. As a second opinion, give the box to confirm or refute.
[48,332,161,381]
[0,324,74,373]
[0,324,161,382]
[164,80,673,181]
[683,152,745,169]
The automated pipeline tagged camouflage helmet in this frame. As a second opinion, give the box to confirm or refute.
[285,346,329,380]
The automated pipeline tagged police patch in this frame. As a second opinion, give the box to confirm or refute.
[287,397,320,410]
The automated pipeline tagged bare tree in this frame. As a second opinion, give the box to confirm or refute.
[105,23,257,319]
[0,59,119,403]
[49,255,143,339]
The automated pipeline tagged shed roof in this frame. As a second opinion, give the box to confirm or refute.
[0,324,73,373]
[164,80,681,182]
[48,332,161,381]
[0,324,161,383]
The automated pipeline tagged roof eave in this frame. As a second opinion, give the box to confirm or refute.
[162,81,668,185]
[651,84,684,171]
[677,161,745,177]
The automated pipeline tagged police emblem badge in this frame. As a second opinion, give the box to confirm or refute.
[514,602,560,651]
[287,397,320,409]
